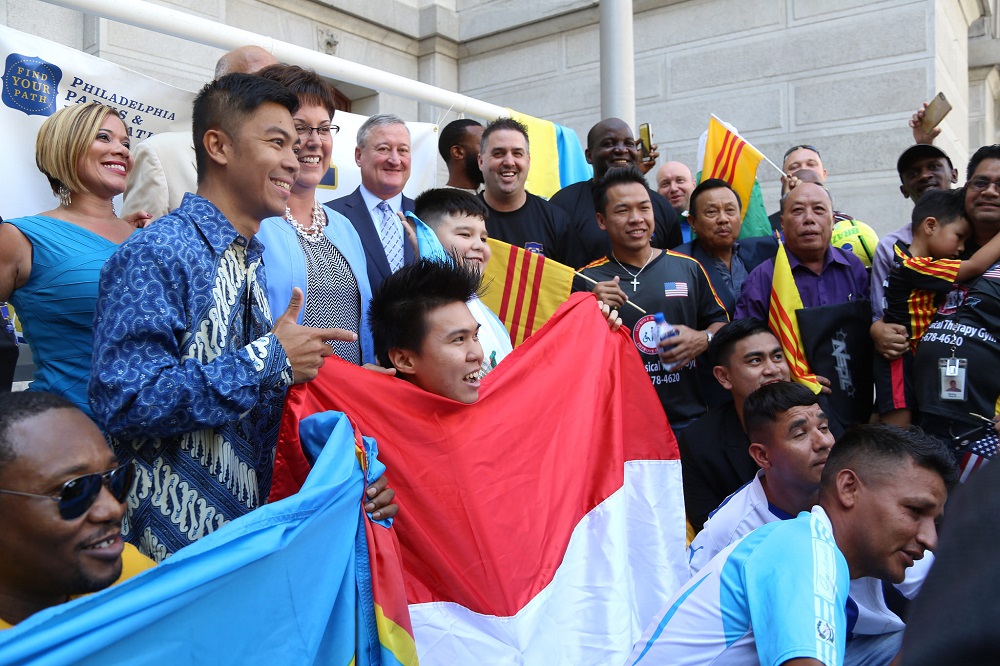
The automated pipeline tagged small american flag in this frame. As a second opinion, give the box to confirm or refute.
[663,282,689,298]
[959,429,999,483]
[984,263,1000,280]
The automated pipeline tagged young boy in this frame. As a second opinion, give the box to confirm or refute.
[412,188,513,374]
[877,187,1000,426]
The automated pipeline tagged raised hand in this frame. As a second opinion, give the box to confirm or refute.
[271,287,358,384]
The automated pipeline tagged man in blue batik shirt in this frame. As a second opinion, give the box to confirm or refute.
[89,74,393,561]
[628,419,956,666]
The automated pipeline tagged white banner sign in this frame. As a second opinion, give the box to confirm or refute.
[0,24,437,221]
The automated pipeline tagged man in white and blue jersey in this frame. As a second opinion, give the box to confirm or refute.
[629,401,957,666]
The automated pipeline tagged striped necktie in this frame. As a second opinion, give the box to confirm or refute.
[377,201,404,272]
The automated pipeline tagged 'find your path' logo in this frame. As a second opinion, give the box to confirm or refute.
[3,53,61,116]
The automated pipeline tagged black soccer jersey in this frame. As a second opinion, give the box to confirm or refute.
[575,250,728,424]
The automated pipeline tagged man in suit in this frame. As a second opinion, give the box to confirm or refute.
[327,113,415,291]
[678,317,790,532]
[122,45,279,220]
[674,178,777,319]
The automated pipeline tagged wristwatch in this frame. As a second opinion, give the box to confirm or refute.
[705,330,714,344]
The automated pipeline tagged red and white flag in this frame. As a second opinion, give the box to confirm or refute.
[272,293,689,664]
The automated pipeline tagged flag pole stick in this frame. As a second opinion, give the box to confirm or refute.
[709,114,785,180]
[574,272,648,315]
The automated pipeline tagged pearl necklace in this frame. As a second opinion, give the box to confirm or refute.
[611,247,654,291]
[285,201,327,242]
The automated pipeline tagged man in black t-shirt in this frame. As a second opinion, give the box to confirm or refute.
[574,167,728,430]
[551,118,681,268]
[477,118,576,265]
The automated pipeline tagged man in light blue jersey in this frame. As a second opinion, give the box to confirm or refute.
[629,413,957,666]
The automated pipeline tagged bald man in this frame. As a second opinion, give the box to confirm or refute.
[656,160,695,243]
[549,117,681,268]
[122,45,279,220]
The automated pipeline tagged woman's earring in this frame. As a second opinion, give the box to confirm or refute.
[58,184,72,207]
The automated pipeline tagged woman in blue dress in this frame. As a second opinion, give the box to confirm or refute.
[255,65,376,366]
[0,102,141,416]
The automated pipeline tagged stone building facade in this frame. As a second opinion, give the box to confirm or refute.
[3,0,999,234]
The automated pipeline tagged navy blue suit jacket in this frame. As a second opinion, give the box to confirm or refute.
[326,186,416,291]
[674,236,778,317]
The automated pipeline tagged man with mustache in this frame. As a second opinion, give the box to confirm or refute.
[0,392,155,629]
[633,404,956,666]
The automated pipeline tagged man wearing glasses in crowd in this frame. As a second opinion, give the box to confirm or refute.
[0,392,154,629]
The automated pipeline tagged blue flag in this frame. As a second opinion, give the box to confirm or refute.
[0,412,399,665]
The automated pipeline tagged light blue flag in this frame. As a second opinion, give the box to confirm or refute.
[405,211,449,262]
[554,123,593,188]
[0,412,387,666]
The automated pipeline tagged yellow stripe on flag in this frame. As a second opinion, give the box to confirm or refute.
[768,244,822,393]
[507,109,561,198]
[482,238,575,347]
[375,603,419,666]
[701,117,765,221]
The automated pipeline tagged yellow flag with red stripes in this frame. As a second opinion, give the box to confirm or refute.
[768,244,823,393]
[702,116,765,221]
[482,239,575,347]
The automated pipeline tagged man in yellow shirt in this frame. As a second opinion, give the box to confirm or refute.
[0,392,155,629]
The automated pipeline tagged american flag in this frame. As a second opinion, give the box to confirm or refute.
[959,428,999,483]
[663,282,689,298]
[984,262,1000,280]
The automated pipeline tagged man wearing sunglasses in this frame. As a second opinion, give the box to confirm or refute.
[0,392,155,629]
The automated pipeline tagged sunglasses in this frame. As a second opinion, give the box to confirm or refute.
[783,144,822,160]
[0,463,134,520]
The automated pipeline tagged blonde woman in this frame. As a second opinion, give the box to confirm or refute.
[0,102,146,416]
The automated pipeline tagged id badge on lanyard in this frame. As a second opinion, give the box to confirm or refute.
[938,347,968,401]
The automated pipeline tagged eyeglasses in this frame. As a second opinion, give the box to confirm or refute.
[0,463,134,520]
[783,144,822,160]
[294,124,339,139]
[967,176,1000,193]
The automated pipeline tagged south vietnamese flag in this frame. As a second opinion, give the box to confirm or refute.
[273,292,689,664]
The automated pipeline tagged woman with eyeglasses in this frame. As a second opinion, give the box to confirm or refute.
[0,102,148,417]
[256,65,374,366]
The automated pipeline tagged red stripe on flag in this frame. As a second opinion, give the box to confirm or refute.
[522,256,547,336]
[770,300,811,374]
[890,356,907,409]
[710,132,734,178]
[508,250,534,343]
[498,245,519,324]
[717,134,742,182]
[723,141,746,184]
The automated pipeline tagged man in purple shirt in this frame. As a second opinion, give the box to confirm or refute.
[735,182,871,434]
[736,182,869,319]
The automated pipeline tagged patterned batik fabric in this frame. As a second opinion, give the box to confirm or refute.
[295,231,363,365]
[90,193,293,562]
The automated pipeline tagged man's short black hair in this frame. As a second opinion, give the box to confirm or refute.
[967,144,1000,180]
[911,188,966,232]
[439,119,483,162]
[708,317,774,367]
[480,117,529,155]
[414,188,489,229]
[689,178,742,220]
[192,73,298,184]
[820,423,958,493]
[742,381,820,444]
[368,259,483,368]
[592,165,648,215]
[0,392,76,474]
